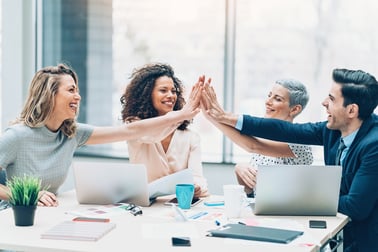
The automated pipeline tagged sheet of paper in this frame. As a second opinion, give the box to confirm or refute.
[148,169,193,199]
[65,203,130,218]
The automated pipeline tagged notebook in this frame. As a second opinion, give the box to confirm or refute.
[253,165,342,216]
[73,161,152,206]
[41,221,116,241]
[207,223,303,244]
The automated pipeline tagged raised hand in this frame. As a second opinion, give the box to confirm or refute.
[201,79,227,122]
[168,75,205,122]
[187,75,205,111]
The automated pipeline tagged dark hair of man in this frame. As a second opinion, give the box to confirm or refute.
[333,68,378,120]
[120,63,190,130]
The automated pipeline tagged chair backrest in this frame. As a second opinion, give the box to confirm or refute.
[0,170,6,185]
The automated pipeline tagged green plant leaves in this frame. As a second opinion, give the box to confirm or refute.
[7,175,42,206]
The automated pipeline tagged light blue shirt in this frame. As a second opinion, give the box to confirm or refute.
[340,129,358,165]
[235,115,243,131]
[0,123,94,194]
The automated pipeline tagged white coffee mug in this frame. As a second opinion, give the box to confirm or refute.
[223,184,246,219]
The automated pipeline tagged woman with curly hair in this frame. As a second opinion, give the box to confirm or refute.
[120,63,208,198]
[0,63,202,207]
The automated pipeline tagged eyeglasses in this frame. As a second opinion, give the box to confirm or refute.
[124,203,143,216]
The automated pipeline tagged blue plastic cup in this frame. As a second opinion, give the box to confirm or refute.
[176,184,195,210]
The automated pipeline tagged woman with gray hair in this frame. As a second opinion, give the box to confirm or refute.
[201,78,313,197]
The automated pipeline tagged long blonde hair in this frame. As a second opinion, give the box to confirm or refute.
[14,64,79,138]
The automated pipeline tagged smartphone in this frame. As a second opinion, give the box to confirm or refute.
[72,217,110,223]
[171,237,191,247]
[164,197,202,207]
[309,220,327,229]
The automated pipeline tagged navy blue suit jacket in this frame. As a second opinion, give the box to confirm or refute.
[241,114,378,252]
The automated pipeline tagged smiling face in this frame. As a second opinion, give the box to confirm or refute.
[264,83,294,121]
[50,74,81,125]
[322,82,349,131]
[151,76,177,116]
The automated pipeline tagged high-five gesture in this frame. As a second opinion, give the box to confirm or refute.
[201,80,238,127]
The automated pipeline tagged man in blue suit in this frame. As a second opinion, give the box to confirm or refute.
[201,69,378,252]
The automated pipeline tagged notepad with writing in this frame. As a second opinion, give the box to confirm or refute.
[207,224,303,244]
[41,221,116,241]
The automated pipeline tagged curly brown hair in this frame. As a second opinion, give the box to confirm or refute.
[120,63,190,130]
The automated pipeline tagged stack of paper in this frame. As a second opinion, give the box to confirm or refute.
[41,221,116,241]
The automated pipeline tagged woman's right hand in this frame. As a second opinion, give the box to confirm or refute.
[234,163,257,193]
[176,75,205,121]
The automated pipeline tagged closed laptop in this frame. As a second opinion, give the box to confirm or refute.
[253,165,342,216]
[207,223,303,244]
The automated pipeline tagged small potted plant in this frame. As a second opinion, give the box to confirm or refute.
[7,174,43,226]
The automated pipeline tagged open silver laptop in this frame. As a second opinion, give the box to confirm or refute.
[72,161,152,207]
[253,165,342,216]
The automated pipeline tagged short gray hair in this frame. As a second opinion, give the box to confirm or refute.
[275,78,309,110]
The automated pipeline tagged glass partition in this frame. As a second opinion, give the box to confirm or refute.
[2,0,378,164]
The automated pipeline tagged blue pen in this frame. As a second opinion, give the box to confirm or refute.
[190,211,208,219]
[204,201,224,207]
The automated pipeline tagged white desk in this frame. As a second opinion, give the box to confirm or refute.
[0,190,349,252]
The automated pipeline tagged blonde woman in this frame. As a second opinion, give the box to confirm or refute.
[0,63,202,207]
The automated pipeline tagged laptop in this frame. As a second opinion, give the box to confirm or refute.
[253,165,342,216]
[72,161,152,207]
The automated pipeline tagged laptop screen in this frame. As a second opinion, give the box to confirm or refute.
[253,165,342,216]
[73,161,151,206]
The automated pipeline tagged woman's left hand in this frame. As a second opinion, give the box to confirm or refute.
[38,190,59,207]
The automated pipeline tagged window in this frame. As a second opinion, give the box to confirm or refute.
[233,0,378,163]
[2,0,378,164]
[41,0,226,161]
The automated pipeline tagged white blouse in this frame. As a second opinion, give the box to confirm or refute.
[249,143,314,166]
[127,128,208,197]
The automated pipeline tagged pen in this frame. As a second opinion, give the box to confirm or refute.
[171,203,188,221]
[65,211,86,217]
[189,211,208,219]
[204,201,224,207]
